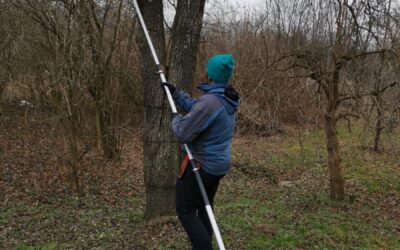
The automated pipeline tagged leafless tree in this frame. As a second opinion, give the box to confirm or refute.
[353,52,400,152]
[10,0,96,193]
[136,0,206,218]
[5,0,139,192]
[274,0,400,199]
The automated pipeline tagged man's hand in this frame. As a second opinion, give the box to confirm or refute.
[161,82,176,95]
[171,112,180,121]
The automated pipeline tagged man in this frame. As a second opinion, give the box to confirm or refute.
[163,54,240,250]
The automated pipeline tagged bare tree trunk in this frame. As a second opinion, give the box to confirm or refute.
[373,96,384,152]
[168,0,206,91]
[67,126,81,194]
[136,0,206,219]
[323,63,345,200]
[374,121,383,152]
[97,102,119,159]
[325,110,344,200]
[95,109,102,150]
[136,0,177,218]
[322,0,347,200]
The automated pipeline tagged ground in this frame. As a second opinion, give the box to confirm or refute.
[1,103,399,249]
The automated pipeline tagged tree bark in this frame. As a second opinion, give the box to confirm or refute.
[168,0,206,91]
[373,95,384,152]
[98,103,119,159]
[321,0,346,201]
[136,0,178,218]
[325,110,344,200]
[67,125,81,194]
[136,0,206,219]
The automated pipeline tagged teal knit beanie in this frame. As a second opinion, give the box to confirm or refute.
[207,54,235,84]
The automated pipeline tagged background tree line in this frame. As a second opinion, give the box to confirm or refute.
[1,0,399,218]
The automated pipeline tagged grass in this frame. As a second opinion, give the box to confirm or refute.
[1,112,400,249]
[217,189,399,249]
[221,121,400,249]
[0,195,148,249]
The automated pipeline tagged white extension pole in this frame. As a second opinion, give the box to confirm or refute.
[132,1,226,249]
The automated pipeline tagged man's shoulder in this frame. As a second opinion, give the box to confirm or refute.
[198,93,222,104]
[193,94,223,113]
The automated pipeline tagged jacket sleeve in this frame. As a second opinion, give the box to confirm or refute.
[171,96,221,143]
[172,89,196,113]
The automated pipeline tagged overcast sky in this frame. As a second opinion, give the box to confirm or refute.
[220,0,264,8]
[164,0,265,23]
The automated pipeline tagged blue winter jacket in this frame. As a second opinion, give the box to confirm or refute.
[171,83,240,176]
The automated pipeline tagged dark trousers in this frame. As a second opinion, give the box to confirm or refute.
[176,168,224,250]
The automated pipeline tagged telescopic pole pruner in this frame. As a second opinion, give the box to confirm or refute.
[132,1,226,249]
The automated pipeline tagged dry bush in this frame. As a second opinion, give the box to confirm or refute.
[0,0,143,193]
[197,3,323,136]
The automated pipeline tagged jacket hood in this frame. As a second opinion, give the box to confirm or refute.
[197,83,240,114]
